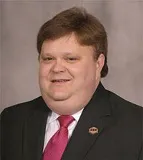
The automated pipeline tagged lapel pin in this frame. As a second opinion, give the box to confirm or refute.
[89,127,98,135]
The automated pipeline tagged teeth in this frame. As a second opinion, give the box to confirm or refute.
[52,79,70,82]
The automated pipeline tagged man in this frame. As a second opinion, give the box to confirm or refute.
[1,7,142,160]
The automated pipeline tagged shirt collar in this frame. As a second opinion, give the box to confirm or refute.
[47,109,84,124]
[48,112,59,124]
[72,109,83,122]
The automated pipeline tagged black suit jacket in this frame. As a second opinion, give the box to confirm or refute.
[1,83,143,160]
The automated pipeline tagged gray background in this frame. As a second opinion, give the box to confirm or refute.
[0,0,143,112]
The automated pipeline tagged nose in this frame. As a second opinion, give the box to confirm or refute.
[51,59,66,73]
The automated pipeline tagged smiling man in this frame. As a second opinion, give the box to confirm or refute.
[1,7,142,160]
[39,33,104,115]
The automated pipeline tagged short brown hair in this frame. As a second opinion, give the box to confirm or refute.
[37,7,108,77]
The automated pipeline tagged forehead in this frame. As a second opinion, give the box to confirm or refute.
[41,33,94,55]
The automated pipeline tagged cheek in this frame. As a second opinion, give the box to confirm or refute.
[72,63,96,82]
[82,64,97,83]
[39,66,51,88]
[39,65,50,78]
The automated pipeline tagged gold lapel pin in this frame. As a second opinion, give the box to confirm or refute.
[89,127,98,135]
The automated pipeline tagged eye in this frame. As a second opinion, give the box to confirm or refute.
[45,57,53,60]
[41,56,55,62]
[68,57,77,60]
[65,57,80,63]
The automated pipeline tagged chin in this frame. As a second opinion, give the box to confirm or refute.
[48,92,71,101]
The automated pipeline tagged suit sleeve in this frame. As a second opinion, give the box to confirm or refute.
[0,109,7,160]
[0,112,1,160]
[138,144,142,160]
[0,110,4,160]
[138,108,143,160]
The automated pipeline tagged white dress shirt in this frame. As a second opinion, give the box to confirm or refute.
[43,109,83,150]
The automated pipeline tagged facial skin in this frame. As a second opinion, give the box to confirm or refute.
[39,33,105,115]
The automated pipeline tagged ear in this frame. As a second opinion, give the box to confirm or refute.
[96,54,105,70]
[95,54,105,79]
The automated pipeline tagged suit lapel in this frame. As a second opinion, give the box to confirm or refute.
[62,83,115,160]
[21,83,115,160]
[22,97,50,160]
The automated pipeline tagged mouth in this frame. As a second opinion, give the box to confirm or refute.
[51,79,71,83]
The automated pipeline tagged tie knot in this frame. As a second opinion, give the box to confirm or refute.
[58,115,74,128]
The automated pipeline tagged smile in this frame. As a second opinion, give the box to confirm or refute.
[51,79,71,83]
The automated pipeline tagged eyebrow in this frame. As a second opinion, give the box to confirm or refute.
[41,52,78,56]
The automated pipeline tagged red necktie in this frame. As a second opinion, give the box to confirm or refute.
[42,115,74,160]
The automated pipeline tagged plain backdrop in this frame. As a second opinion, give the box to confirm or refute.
[0,0,143,112]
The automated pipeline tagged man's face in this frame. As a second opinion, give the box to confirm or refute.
[39,33,104,114]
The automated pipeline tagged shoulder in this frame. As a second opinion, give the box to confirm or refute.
[1,96,43,114]
[107,90,143,122]
[108,90,142,109]
[0,96,48,122]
